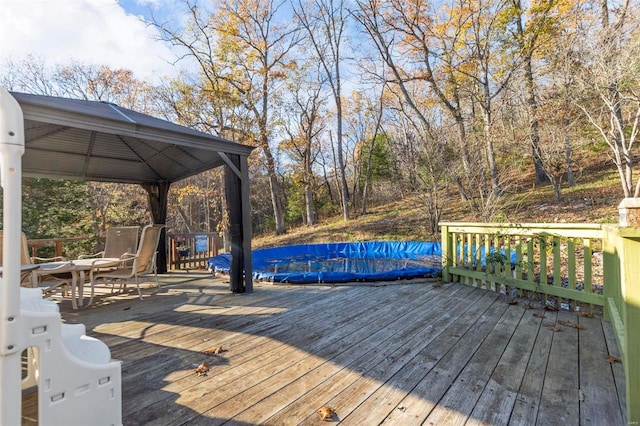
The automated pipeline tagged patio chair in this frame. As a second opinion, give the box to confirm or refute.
[0,230,72,294]
[89,224,165,302]
[79,225,140,260]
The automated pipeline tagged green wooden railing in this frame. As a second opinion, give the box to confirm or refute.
[440,222,638,424]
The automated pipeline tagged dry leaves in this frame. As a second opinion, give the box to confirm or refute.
[203,346,225,355]
[533,312,546,319]
[544,305,559,311]
[578,311,594,318]
[317,406,335,421]
[194,362,210,376]
[523,303,534,310]
[543,322,562,332]
[558,320,585,329]
[508,299,518,305]
[606,355,621,364]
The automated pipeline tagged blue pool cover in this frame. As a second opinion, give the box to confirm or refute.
[208,241,442,283]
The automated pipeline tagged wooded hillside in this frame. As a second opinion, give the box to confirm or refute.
[1,0,637,244]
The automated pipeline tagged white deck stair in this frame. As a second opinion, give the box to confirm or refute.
[3,286,122,426]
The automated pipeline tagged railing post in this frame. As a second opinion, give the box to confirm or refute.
[54,239,63,258]
[440,224,451,282]
[602,226,619,323]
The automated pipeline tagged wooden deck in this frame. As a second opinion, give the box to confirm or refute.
[23,273,627,425]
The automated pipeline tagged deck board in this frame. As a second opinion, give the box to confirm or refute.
[340,289,506,425]
[509,310,556,425]
[419,303,525,425]
[465,307,542,426]
[21,273,626,425]
[578,314,626,425]
[537,310,581,425]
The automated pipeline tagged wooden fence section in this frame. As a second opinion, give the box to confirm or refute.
[440,221,638,423]
[27,236,93,258]
[439,222,604,309]
[167,232,222,270]
[27,232,224,271]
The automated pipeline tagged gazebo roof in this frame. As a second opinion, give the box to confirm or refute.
[11,91,254,184]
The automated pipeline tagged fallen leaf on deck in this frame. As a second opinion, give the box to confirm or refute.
[194,362,210,376]
[523,303,533,310]
[203,346,225,355]
[606,355,621,364]
[558,320,585,329]
[533,312,546,318]
[542,322,562,332]
[544,305,559,311]
[508,299,518,305]
[317,406,335,421]
[578,311,594,318]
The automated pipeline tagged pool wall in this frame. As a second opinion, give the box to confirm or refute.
[208,241,442,283]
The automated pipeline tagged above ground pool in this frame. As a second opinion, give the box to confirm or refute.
[208,241,442,284]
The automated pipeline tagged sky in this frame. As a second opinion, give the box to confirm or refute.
[0,0,188,83]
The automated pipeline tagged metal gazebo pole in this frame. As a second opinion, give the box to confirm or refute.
[0,87,26,425]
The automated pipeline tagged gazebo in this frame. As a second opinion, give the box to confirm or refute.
[8,90,254,293]
[1,87,255,425]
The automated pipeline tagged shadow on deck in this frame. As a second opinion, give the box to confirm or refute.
[23,272,627,425]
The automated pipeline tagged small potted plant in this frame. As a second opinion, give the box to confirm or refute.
[176,241,191,257]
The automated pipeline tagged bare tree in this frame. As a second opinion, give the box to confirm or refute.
[351,0,484,207]
[279,65,327,225]
[507,0,559,184]
[152,0,301,235]
[574,0,639,197]
[293,0,351,220]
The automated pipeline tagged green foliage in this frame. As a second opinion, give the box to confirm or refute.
[20,178,94,237]
[0,178,96,258]
[358,133,393,187]
[283,174,306,226]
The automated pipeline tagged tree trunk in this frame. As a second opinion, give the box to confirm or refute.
[361,137,375,216]
[482,106,501,196]
[335,83,350,221]
[523,59,547,184]
[304,180,315,225]
[258,127,285,235]
[564,132,575,187]
[513,0,548,184]
[304,148,315,226]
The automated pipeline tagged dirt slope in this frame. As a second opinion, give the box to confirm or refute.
[253,159,622,248]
